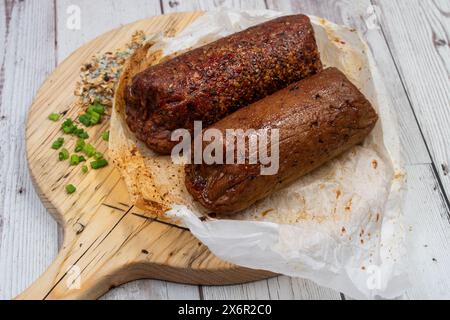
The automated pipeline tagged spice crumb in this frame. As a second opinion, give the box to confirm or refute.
[74,30,147,109]
[371,160,378,169]
[261,209,274,217]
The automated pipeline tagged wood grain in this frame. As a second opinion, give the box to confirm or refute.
[0,0,59,300]
[370,0,450,298]
[403,164,450,299]
[161,0,267,12]
[0,0,7,102]
[373,0,450,199]
[56,0,164,62]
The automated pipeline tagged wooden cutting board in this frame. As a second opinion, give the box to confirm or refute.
[18,12,274,300]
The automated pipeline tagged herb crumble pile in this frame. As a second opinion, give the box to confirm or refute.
[75,31,146,108]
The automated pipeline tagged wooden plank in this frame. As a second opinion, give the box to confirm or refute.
[403,164,450,299]
[267,0,450,299]
[102,280,201,300]
[202,280,271,300]
[162,0,268,12]
[0,0,6,259]
[369,0,450,298]
[202,276,341,300]
[56,0,163,62]
[372,0,450,195]
[267,276,341,300]
[0,0,59,300]
[0,0,7,102]
[55,0,200,301]
[267,0,430,166]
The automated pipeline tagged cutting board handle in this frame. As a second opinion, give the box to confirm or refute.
[15,245,114,300]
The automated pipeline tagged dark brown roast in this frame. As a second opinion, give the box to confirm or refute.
[185,68,379,215]
[125,15,322,154]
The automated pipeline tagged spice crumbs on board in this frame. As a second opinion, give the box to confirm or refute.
[74,30,147,109]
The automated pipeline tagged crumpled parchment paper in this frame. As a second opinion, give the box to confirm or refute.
[111,9,409,299]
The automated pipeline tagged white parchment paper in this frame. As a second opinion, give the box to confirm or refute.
[120,9,409,299]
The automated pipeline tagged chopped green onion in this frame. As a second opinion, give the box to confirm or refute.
[79,155,86,162]
[83,144,96,157]
[88,111,101,125]
[62,125,75,134]
[61,118,90,138]
[70,154,81,166]
[94,152,104,160]
[79,132,89,139]
[48,113,60,122]
[79,114,91,127]
[75,139,85,152]
[102,131,110,141]
[65,184,76,194]
[91,158,109,170]
[59,148,69,161]
[82,165,89,174]
[62,118,73,126]
[74,128,89,139]
[51,137,65,150]
[61,119,76,133]
[78,103,105,127]
[88,103,105,115]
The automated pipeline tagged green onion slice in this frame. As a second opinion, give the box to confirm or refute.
[59,148,69,161]
[70,154,81,166]
[102,131,110,141]
[51,137,64,150]
[88,103,105,115]
[83,144,96,157]
[75,139,85,152]
[48,113,60,122]
[91,158,109,170]
[65,184,76,194]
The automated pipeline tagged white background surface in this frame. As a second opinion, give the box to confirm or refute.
[0,0,449,300]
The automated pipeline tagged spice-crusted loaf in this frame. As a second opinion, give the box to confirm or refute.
[125,15,322,154]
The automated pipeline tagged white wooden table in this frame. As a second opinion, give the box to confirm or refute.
[0,0,449,300]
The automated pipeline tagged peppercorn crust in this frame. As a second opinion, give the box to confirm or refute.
[125,14,322,154]
[185,68,379,215]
